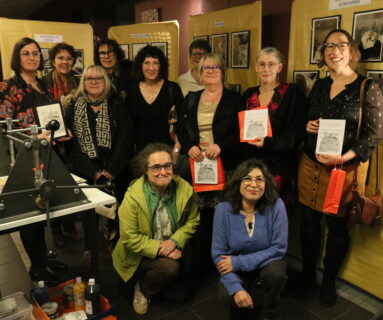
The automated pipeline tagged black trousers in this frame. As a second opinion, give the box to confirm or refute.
[20,224,47,270]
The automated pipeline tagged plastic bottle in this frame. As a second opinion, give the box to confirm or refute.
[34,280,49,305]
[85,278,101,316]
[73,276,86,311]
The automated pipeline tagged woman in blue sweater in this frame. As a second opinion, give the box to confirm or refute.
[212,159,288,320]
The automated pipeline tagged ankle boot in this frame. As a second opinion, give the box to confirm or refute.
[320,275,337,307]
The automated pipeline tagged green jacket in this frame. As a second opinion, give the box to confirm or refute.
[112,175,200,282]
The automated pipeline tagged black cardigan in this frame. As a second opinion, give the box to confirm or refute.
[176,88,243,171]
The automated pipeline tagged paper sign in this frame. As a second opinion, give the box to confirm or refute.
[328,0,371,10]
[316,119,346,155]
[194,156,218,185]
[35,34,63,43]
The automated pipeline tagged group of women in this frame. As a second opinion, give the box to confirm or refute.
[0,28,382,320]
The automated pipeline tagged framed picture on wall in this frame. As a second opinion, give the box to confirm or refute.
[293,70,319,96]
[120,44,129,60]
[210,33,228,65]
[310,15,341,64]
[226,84,241,93]
[352,9,383,62]
[41,48,53,77]
[36,103,68,139]
[366,70,383,80]
[73,49,84,77]
[151,42,167,57]
[193,35,209,43]
[231,31,250,68]
[132,43,149,60]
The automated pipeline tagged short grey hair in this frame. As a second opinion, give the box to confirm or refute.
[256,47,285,65]
[198,53,226,84]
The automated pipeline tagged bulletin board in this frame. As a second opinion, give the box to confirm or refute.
[0,18,94,80]
[108,21,179,81]
[287,0,383,299]
[189,1,262,94]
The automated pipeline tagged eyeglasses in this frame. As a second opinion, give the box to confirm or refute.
[84,77,104,83]
[147,162,173,173]
[56,56,74,61]
[191,51,206,57]
[257,62,280,69]
[202,65,221,72]
[241,176,265,186]
[20,51,41,57]
[323,42,349,51]
[99,50,114,57]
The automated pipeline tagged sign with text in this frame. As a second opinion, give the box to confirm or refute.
[328,0,371,10]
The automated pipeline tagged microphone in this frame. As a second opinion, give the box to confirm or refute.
[46,119,60,132]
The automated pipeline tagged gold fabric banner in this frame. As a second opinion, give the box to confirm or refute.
[288,0,383,299]
[108,21,179,81]
[189,1,262,94]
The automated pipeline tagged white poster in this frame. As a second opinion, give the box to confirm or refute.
[194,156,218,185]
[316,119,346,155]
[328,0,371,10]
[244,109,268,140]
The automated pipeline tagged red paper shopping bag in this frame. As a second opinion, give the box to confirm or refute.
[322,166,346,214]
[238,107,273,142]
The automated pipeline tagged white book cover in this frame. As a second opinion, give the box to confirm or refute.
[316,119,346,155]
[243,109,268,140]
[194,155,218,184]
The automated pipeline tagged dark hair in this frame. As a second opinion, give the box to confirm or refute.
[130,143,173,178]
[318,29,361,69]
[222,159,279,214]
[132,45,169,81]
[48,42,77,66]
[189,39,211,56]
[11,37,44,72]
[94,38,125,66]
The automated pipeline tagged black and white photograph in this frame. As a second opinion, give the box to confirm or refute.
[151,42,167,57]
[193,35,209,42]
[352,9,383,62]
[310,15,341,64]
[210,33,228,65]
[366,70,383,80]
[41,48,53,77]
[120,44,129,60]
[132,43,149,60]
[231,31,250,68]
[293,70,319,96]
[36,103,68,139]
[72,49,84,77]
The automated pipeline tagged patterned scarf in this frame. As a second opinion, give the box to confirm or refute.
[52,70,78,100]
[73,95,112,159]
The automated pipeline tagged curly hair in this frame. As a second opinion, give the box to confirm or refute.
[132,45,169,81]
[48,42,77,66]
[11,37,44,72]
[94,38,125,66]
[222,159,279,214]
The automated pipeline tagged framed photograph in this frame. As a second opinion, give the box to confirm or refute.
[293,70,319,95]
[72,49,84,77]
[310,15,341,64]
[366,70,383,80]
[151,42,167,57]
[132,43,149,60]
[193,35,209,42]
[226,84,241,93]
[231,31,250,68]
[35,103,68,139]
[210,33,228,65]
[41,48,53,77]
[120,44,129,60]
[352,9,383,62]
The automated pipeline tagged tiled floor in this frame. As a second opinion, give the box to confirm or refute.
[0,227,382,320]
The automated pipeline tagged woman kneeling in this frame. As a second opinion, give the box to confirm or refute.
[212,159,288,320]
[112,143,200,314]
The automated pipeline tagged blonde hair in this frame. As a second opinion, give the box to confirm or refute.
[198,53,226,84]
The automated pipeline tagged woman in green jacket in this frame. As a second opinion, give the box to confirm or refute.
[112,143,200,315]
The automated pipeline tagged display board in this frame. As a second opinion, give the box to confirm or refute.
[108,21,179,81]
[288,0,383,299]
[0,18,94,80]
[189,1,262,94]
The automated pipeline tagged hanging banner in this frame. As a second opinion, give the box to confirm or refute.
[329,0,371,10]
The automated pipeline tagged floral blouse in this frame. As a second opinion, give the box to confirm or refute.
[304,75,383,163]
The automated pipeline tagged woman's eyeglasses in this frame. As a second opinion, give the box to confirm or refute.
[84,77,104,83]
[99,50,114,57]
[257,62,279,69]
[202,65,221,72]
[147,162,174,173]
[20,51,41,57]
[56,56,74,61]
[323,42,349,51]
[241,176,265,186]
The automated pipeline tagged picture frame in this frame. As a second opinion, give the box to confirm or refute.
[293,70,319,95]
[151,42,167,57]
[41,48,53,77]
[366,70,383,80]
[120,44,129,60]
[352,9,383,62]
[72,49,84,78]
[193,35,209,43]
[132,43,149,60]
[226,84,241,93]
[310,15,341,64]
[35,103,68,139]
[210,33,228,65]
[231,31,250,68]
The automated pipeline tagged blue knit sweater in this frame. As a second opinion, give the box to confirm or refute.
[211,198,288,296]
